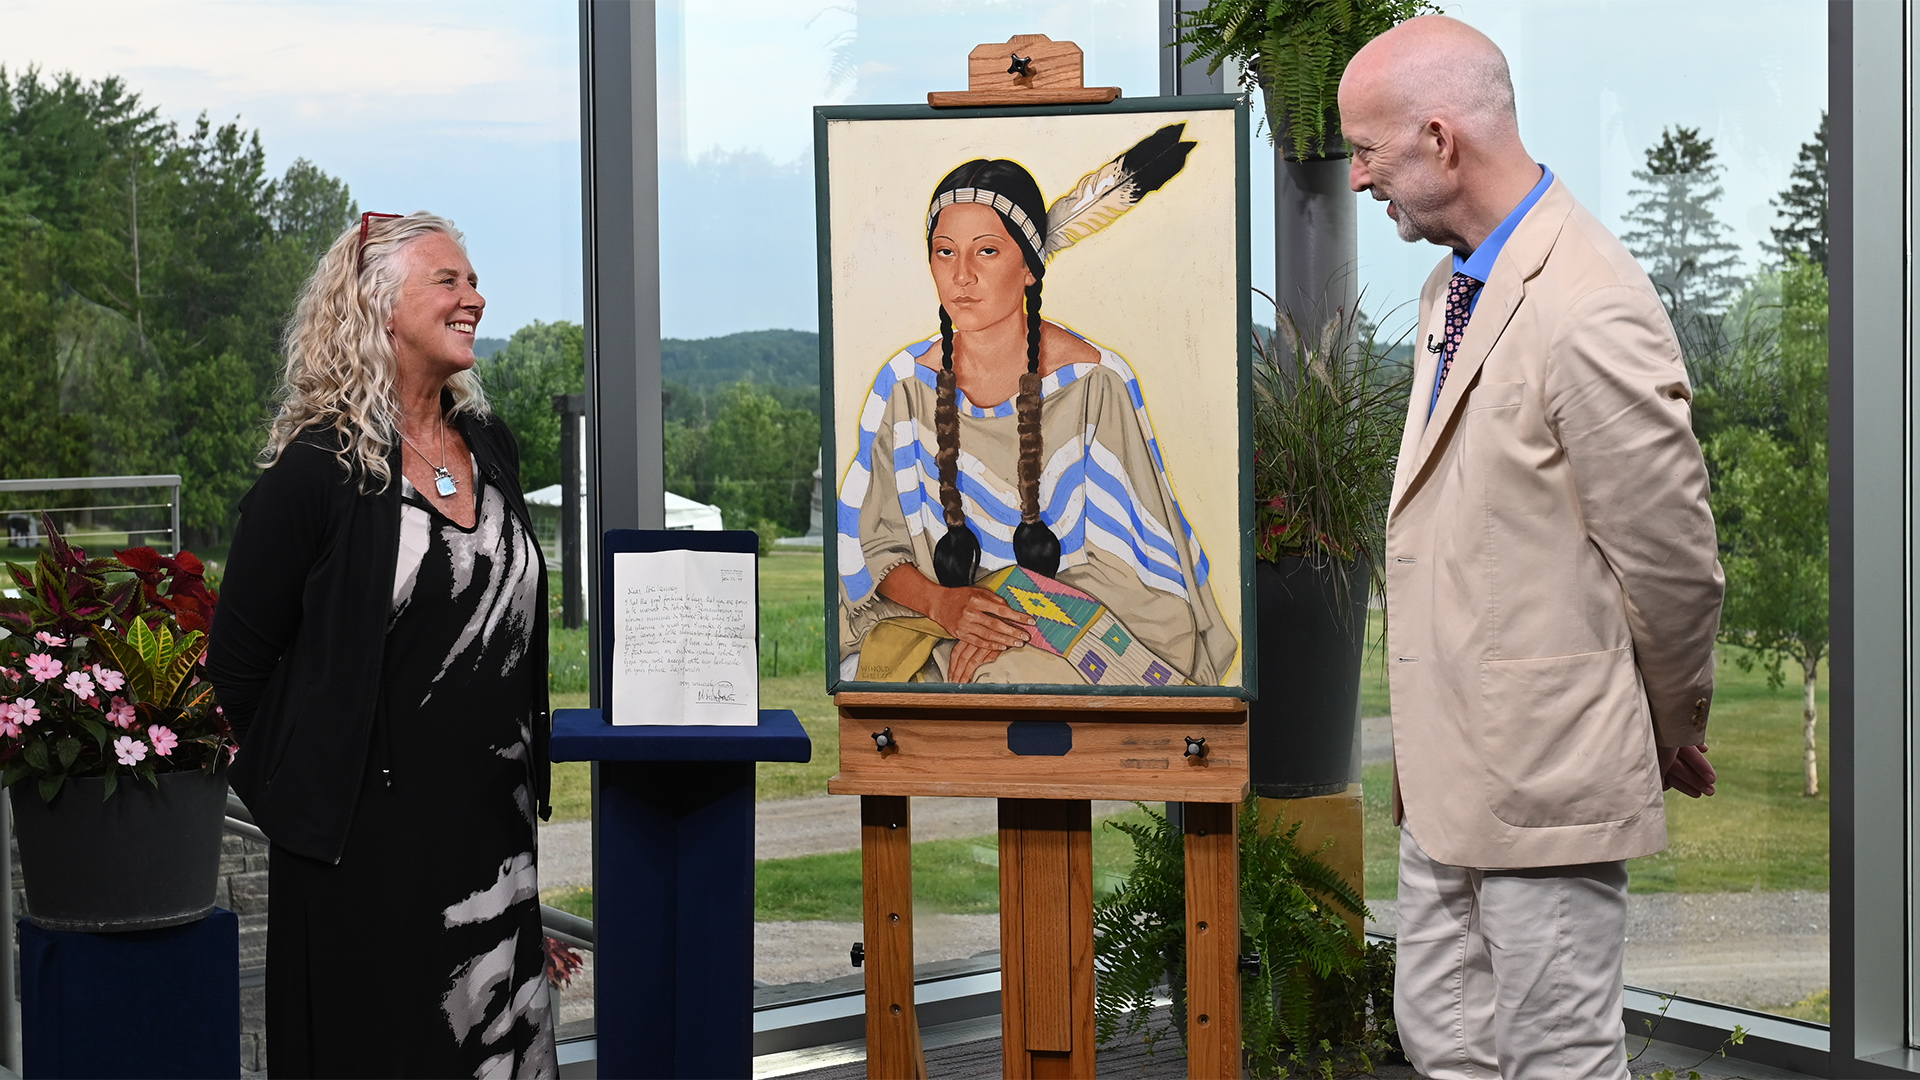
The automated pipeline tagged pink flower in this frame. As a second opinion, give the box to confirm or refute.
[0,717,17,739]
[92,667,124,693]
[23,654,60,682]
[148,725,178,757]
[8,699,38,727]
[62,671,94,700]
[107,697,136,729]
[112,736,146,766]
[226,745,238,764]
[34,632,65,647]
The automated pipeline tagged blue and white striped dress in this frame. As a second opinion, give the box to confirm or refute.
[836,331,1237,685]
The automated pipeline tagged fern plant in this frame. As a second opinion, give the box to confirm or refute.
[1174,0,1439,160]
[1094,796,1399,1076]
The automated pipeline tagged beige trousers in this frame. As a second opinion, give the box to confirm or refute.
[1394,826,1630,1080]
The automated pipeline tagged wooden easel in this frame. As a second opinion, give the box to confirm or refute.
[828,693,1249,1079]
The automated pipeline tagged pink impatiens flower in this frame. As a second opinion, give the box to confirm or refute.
[107,697,136,729]
[92,667,125,693]
[0,717,17,739]
[112,736,146,766]
[62,671,95,701]
[9,699,38,727]
[23,654,60,682]
[148,725,178,757]
[34,632,66,647]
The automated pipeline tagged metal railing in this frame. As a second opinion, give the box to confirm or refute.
[0,475,184,554]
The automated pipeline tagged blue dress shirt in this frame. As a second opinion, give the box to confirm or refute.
[1429,164,1555,417]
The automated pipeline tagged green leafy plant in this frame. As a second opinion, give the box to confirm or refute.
[1630,993,1749,1080]
[1094,796,1400,1076]
[1174,0,1439,160]
[0,514,231,801]
[1251,296,1411,589]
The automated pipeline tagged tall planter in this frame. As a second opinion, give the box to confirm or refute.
[11,767,229,932]
[1250,556,1369,798]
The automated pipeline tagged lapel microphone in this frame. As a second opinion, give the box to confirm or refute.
[1426,334,1443,354]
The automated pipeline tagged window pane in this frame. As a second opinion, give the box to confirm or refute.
[1355,0,1830,1025]
[0,3,588,1061]
[654,0,1161,992]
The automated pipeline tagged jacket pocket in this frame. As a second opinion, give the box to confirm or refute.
[1465,379,1525,412]
[1476,646,1659,828]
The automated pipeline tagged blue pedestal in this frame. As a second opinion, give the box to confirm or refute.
[21,909,240,1079]
[552,708,810,1079]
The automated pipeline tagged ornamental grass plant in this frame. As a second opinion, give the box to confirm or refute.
[1250,295,1411,589]
[0,515,231,802]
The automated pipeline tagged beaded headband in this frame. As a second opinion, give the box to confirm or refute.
[925,188,1045,261]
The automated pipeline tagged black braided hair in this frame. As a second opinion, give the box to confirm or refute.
[926,159,1060,586]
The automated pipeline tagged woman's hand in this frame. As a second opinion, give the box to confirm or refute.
[877,565,1035,681]
[924,585,1034,652]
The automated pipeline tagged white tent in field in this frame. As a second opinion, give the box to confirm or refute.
[523,485,723,532]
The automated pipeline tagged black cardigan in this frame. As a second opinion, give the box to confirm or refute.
[207,411,551,864]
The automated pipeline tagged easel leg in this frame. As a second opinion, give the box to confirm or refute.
[1183,801,1240,1080]
[998,799,1095,1080]
[861,795,926,1080]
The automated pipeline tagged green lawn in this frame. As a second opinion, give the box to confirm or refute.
[547,552,1832,907]
[1361,648,1829,900]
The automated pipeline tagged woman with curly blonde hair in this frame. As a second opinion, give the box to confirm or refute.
[208,212,555,1077]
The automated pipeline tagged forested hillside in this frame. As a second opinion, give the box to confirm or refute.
[0,68,358,545]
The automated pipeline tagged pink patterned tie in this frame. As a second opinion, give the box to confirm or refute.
[1434,272,1484,398]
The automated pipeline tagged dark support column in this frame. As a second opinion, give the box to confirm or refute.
[552,392,586,629]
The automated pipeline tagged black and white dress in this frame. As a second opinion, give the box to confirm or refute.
[267,468,555,1078]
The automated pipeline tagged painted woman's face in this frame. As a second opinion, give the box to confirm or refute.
[929,203,1036,334]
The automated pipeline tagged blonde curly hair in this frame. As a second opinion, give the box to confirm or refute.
[263,212,490,490]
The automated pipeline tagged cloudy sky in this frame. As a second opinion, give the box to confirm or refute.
[3,0,1825,341]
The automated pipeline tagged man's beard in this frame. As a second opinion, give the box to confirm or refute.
[1386,172,1449,245]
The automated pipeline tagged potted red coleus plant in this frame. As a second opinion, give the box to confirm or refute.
[0,514,234,931]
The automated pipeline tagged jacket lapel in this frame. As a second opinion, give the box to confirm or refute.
[1389,276,1450,511]
[1390,180,1575,516]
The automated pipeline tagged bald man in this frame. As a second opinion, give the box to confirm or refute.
[1339,16,1723,1079]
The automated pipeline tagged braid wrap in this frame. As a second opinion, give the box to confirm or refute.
[931,304,981,588]
[1011,280,1060,577]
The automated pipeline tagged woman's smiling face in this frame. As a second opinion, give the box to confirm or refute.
[929,202,1035,334]
[388,231,485,384]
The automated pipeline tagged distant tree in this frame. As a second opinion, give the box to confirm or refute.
[1708,257,1828,797]
[1621,126,1745,360]
[0,68,358,544]
[700,383,817,534]
[1769,112,1828,274]
[475,320,585,492]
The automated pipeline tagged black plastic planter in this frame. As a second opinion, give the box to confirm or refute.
[1250,556,1370,799]
[11,767,229,932]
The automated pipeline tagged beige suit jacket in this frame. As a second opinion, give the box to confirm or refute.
[1385,179,1724,869]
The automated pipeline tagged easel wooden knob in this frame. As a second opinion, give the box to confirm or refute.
[928,35,1121,107]
[829,693,1248,1079]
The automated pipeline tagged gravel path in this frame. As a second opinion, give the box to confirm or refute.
[542,731,1830,1011]
[537,795,1144,890]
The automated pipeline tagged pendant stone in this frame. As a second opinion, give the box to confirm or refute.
[434,469,457,497]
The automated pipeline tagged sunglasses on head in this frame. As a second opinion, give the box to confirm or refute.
[356,212,403,273]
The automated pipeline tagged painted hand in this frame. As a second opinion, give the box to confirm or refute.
[926,585,1034,653]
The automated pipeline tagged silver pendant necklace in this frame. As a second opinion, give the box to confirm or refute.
[400,419,458,497]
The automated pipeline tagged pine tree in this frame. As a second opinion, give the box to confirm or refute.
[1621,126,1745,357]
[1770,111,1827,274]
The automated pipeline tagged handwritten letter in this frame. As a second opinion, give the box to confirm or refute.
[610,549,758,726]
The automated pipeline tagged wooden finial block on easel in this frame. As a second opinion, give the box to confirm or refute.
[928,34,1122,107]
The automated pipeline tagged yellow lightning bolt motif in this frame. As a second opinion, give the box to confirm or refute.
[1006,586,1072,625]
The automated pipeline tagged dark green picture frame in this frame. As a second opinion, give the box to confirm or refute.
[815,94,1255,700]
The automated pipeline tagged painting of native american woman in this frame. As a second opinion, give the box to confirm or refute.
[819,103,1250,692]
